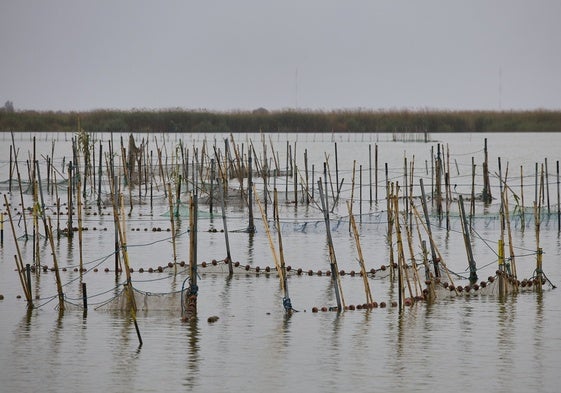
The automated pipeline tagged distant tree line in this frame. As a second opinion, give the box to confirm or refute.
[1,108,560,133]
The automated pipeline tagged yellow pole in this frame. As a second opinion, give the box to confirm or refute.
[498,238,505,295]
[254,185,282,287]
[347,201,374,305]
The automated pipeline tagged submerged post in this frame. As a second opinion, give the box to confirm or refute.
[82,282,88,310]
[184,193,198,321]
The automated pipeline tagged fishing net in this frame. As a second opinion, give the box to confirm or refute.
[195,259,393,279]
[95,286,185,312]
[160,202,213,218]
[428,273,554,299]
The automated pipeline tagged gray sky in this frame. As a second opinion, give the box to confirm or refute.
[1,0,560,112]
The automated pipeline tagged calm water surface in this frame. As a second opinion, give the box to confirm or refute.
[0,132,560,393]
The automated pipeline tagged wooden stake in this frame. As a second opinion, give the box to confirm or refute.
[47,217,65,312]
[520,165,525,229]
[375,144,379,203]
[482,138,492,203]
[458,195,477,283]
[247,148,255,232]
[218,176,233,275]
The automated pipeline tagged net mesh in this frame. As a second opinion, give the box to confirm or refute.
[95,286,185,312]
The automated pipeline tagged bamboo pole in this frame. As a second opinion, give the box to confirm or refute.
[34,160,49,239]
[11,133,28,240]
[385,166,395,278]
[4,194,33,306]
[545,158,551,214]
[403,211,422,297]
[369,144,372,206]
[285,141,289,201]
[347,201,374,305]
[77,178,84,275]
[404,156,408,219]
[9,145,13,193]
[502,174,518,281]
[359,164,363,223]
[304,149,310,205]
[167,183,178,276]
[409,156,415,229]
[349,160,356,232]
[254,185,281,283]
[184,192,199,321]
[117,193,143,345]
[334,142,339,203]
[534,165,544,291]
[470,157,476,227]
[375,143,379,203]
[218,176,233,275]
[435,146,443,221]
[47,217,65,312]
[413,213,431,281]
[247,148,255,232]
[419,178,440,278]
[32,176,39,267]
[393,191,414,306]
[411,203,457,295]
[557,160,561,233]
[445,172,450,231]
[458,195,477,283]
[274,189,293,312]
[67,162,74,237]
[520,165,525,230]
[318,179,345,311]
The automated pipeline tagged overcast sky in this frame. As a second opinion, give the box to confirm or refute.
[1,1,560,112]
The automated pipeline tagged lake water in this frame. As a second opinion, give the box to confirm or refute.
[0,131,560,393]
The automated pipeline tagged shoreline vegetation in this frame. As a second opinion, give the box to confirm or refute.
[1,108,561,133]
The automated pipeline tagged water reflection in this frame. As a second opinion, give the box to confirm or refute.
[247,231,255,265]
[532,291,545,388]
[183,317,200,390]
